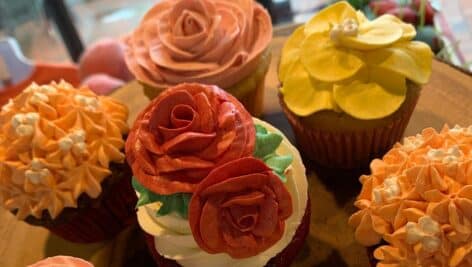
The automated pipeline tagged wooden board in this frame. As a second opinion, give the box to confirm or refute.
[1,25,471,267]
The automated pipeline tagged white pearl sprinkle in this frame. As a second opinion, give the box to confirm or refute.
[25,170,41,184]
[59,137,74,151]
[31,159,43,171]
[15,125,34,136]
[71,130,86,143]
[30,92,49,104]
[72,142,87,155]
[24,113,40,124]
[1,99,13,112]
[11,114,25,128]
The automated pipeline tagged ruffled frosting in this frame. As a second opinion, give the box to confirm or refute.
[125,0,272,89]
[189,157,293,258]
[28,256,93,267]
[279,1,433,119]
[0,81,129,219]
[125,83,255,195]
[349,125,472,266]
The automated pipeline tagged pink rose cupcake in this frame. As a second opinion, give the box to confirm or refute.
[124,0,272,117]
[126,83,310,267]
[350,125,472,266]
[28,256,93,267]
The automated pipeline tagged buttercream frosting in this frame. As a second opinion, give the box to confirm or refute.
[126,83,255,195]
[136,118,308,267]
[349,125,472,267]
[279,1,433,119]
[125,0,272,89]
[0,81,129,220]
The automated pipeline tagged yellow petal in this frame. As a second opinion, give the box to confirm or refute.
[301,33,364,82]
[366,41,433,84]
[281,63,336,116]
[376,14,416,41]
[356,10,369,24]
[341,20,403,50]
[304,1,357,35]
[333,70,407,120]
[279,25,305,82]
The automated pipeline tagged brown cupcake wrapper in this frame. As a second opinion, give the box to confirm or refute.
[143,198,311,267]
[280,94,419,169]
[22,162,137,243]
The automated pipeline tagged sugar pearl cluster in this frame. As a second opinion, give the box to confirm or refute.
[330,18,359,41]
[25,83,58,105]
[10,112,40,137]
[74,95,99,111]
[59,130,87,156]
[25,159,50,184]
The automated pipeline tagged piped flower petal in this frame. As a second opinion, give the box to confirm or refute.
[375,14,416,41]
[333,68,406,120]
[341,20,403,50]
[279,26,305,82]
[301,33,364,82]
[366,41,433,84]
[281,63,336,116]
[304,1,357,35]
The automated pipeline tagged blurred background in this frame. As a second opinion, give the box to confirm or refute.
[0,0,470,69]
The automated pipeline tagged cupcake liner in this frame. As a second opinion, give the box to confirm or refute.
[143,198,311,267]
[23,162,137,243]
[280,93,420,169]
[140,49,271,118]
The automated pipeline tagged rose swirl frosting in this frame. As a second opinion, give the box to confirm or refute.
[124,0,272,88]
[189,157,293,258]
[125,83,255,195]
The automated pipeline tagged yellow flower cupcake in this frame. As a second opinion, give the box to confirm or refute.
[278,1,433,168]
[124,0,272,117]
[350,125,472,266]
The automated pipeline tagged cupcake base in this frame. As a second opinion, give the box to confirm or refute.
[279,83,421,169]
[141,49,271,118]
[143,199,311,267]
[22,162,137,243]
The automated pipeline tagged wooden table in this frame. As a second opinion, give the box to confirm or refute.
[1,25,471,267]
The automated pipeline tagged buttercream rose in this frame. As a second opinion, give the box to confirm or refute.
[189,157,293,258]
[124,0,272,88]
[126,83,255,194]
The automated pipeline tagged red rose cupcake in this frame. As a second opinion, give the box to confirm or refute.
[126,83,309,267]
[0,81,136,243]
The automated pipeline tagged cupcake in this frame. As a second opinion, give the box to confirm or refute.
[126,83,309,267]
[0,81,136,243]
[349,125,472,266]
[28,256,93,267]
[124,0,272,117]
[278,1,433,168]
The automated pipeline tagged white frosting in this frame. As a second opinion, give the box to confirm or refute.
[372,176,401,204]
[406,216,441,253]
[136,119,309,267]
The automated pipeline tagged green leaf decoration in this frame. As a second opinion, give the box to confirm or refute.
[254,124,293,182]
[132,178,191,219]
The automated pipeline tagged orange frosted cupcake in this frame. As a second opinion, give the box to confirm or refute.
[349,125,472,266]
[278,1,433,168]
[126,83,310,267]
[0,81,136,243]
[124,0,272,117]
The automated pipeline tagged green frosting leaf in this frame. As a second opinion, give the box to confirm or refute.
[254,124,293,182]
[132,178,191,219]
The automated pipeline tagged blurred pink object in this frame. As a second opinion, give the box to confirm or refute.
[79,38,133,82]
[82,73,125,95]
[28,256,93,267]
